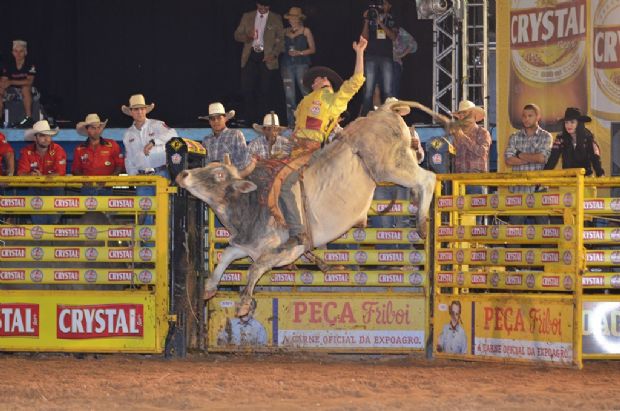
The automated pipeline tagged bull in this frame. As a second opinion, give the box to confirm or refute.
[176,100,449,317]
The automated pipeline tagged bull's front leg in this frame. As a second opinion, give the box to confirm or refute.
[205,246,248,300]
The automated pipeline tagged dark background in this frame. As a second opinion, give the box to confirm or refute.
[0,0,433,128]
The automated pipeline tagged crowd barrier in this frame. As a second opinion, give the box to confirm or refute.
[206,190,430,353]
[0,175,172,353]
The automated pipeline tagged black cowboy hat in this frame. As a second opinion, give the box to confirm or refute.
[559,107,592,123]
[302,66,344,91]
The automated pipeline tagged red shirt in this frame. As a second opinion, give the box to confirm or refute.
[17,142,67,176]
[0,132,14,175]
[72,137,124,176]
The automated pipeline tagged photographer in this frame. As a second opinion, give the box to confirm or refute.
[360,0,398,116]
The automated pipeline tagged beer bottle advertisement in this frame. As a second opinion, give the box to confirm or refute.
[591,0,620,122]
[508,0,588,132]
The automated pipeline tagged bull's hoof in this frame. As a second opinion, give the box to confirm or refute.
[203,288,217,300]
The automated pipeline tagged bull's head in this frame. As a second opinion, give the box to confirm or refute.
[175,158,257,209]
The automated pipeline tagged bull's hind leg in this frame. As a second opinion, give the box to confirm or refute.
[237,248,302,317]
[386,149,436,238]
[205,246,248,300]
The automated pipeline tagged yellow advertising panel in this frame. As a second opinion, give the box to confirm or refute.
[0,291,161,353]
[0,196,156,213]
[497,1,616,175]
[208,292,426,352]
[434,294,574,365]
[0,225,155,242]
[583,297,620,357]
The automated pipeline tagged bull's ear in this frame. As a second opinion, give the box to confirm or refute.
[231,180,257,194]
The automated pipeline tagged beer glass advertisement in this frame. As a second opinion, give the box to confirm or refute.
[496,0,617,174]
[207,293,426,352]
[434,295,574,364]
[583,299,620,356]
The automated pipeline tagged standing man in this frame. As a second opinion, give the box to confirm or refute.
[504,103,553,225]
[17,120,66,224]
[278,36,367,249]
[234,1,284,125]
[122,94,176,224]
[360,0,398,116]
[200,102,255,176]
[249,111,292,160]
[73,113,124,196]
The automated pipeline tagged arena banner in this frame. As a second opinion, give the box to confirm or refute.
[0,195,156,213]
[496,1,616,175]
[582,297,620,357]
[208,293,426,352]
[434,294,575,364]
[0,291,160,352]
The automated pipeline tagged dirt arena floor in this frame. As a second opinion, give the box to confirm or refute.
[1,353,619,410]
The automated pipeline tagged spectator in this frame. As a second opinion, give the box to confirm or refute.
[0,131,15,177]
[73,113,124,196]
[451,100,491,195]
[280,6,316,128]
[360,0,398,116]
[278,36,367,249]
[200,102,255,176]
[248,111,292,160]
[234,1,284,125]
[544,107,605,177]
[122,94,176,224]
[17,120,66,224]
[504,103,553,225]
[0,40,37,128]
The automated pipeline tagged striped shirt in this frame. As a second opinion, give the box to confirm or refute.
[453,125,491,173]
[248,134,292,160]
[203,128,252,170]
[504,126,553,193]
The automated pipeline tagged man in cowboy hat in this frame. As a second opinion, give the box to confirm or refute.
[278,35,368,249]
[234,1,285,124]
[248,111,292,160]
[17,120,66,224]
[201,102,255,176]
[544,107,604,177]
[451,99,492,179]
[73,113,124,196]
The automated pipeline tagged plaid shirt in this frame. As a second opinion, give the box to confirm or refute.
[203,127,251,170]
[505,126,553,193]
[248,134,292,160]
[453,125,491,173]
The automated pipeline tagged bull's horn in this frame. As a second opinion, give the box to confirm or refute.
[386,100,454,127]
[223,153,232,167]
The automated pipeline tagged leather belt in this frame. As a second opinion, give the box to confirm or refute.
[138,165,167,175]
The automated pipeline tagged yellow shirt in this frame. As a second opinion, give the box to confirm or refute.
[293,73,365,143]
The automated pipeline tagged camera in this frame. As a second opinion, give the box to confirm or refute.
[366,0,384,21]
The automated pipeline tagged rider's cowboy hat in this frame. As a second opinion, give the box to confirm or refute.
[452,100,485,123]
[302,66,343,91]
[76,113,108,136]
[198,102,236,121]
[559,107,592,123]
[252,111,287,134]
[25,120,59,141]
[121,94,155,116]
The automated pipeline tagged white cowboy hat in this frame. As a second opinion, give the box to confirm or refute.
[252,111,287,133]
[121,94,155,116]
[452,100,485,122]
[198,102,235,121]
[24,120,59,141]
[76,113,109,136]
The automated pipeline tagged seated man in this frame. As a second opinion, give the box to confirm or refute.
[248,111,292,160]
[0,40,38,128]
[278,35,367,249]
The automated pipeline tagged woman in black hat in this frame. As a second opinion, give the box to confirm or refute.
[544,107,605,177]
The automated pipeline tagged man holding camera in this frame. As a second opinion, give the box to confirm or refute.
[360,0,398,116]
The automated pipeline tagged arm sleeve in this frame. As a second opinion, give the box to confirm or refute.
[332,73,366,114]
[55,147,67,176]
[111,141,125,172]
[123,134,138,175]
[544,137,562,170]
[71,148,82,175]
[591,140,605,177]
[234,14,249,43]
[536,132,553,162]
[504,133,517,159]
[469,128,491,158]
[16,149,30,175]
[153,122,177,144]
[273,15,285,56]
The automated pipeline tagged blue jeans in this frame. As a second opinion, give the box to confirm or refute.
[136,169,169,225]
[29,187,64,225]
[361,55,395,116]
[81,185,113,197]
[281,63,309,128]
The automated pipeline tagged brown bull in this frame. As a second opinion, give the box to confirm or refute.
[176,100,449,316]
